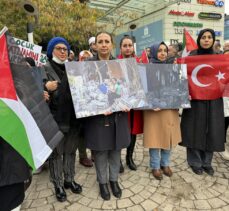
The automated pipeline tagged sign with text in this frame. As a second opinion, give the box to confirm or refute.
[169,10,194,17]
[197,0,224,7]
[11,37,42,65]
[198,12,222,20]
[173,22,203,28]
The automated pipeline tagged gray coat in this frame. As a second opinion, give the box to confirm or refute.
[83,55,130,151]
[180,99,225,152]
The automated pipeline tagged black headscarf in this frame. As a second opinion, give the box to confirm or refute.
[196,28,215,55]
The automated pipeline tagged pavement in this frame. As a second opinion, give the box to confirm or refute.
[21,135,229,211]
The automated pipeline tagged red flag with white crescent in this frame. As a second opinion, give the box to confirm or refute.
[177,54,229,100]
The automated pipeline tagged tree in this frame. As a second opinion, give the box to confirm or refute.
[0,0,102,47]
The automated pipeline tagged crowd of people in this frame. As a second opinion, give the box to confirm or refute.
[1,28,229,211]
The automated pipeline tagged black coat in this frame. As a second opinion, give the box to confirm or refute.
[180,47,225,152]
[83,55,131,150]
[180,99,225,151]
[43,61,80,133]
[0,138,31,187]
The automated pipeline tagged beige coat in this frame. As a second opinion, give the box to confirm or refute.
[143,110,181,149]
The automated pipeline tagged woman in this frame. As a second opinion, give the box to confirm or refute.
[180,29,225,176]
[117,35,143,172]
[44,37,82,202]
[84,32,130,200]
[143,42,181,180]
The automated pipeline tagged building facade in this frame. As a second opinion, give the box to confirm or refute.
[115,0,225,55]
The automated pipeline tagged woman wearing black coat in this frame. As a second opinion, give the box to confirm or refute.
[43,37,82,202]
[180,29,225,176]
[84,32,130,200]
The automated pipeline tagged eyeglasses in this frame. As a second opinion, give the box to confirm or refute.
[54,47,68,52]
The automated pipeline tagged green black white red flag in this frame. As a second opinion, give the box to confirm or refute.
[182,28,198,57]
[0,29,63,170]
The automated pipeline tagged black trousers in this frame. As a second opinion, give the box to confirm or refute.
[187,148,213,168]
[49,126,80,187]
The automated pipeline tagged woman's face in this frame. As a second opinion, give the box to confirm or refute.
[52,43,68,61]
[120,38,134,57]
[157,44,168,62]
[96,33,113,58]
[200,31,214,49]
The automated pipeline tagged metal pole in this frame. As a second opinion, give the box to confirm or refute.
[27,22,34,43]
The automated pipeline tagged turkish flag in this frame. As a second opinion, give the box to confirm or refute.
[177,54,229,100]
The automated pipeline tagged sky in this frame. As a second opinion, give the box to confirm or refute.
[226,0,229,14]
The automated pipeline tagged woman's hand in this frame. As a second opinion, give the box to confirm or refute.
[43,91,50,101]
[45,81,58,91]
[153,108,161,111]
[104,110,113,116]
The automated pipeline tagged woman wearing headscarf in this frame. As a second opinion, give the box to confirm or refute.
[84,32,130,200]
[117,35,143,172]
[180,29,225,176]
[43,37,82,202]
[143,42,181,180]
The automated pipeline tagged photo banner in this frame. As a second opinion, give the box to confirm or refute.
[65,58,146,118]
[138,63,190,109]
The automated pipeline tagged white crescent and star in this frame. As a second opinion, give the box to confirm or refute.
[191,64,226,87]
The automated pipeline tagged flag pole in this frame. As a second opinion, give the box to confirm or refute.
[0,26,8,38]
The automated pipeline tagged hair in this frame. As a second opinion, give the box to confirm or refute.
[119,35,134,48]
[169,44,179,52]
[95,32,113,44]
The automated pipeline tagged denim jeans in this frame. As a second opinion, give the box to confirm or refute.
[149,148,171,169]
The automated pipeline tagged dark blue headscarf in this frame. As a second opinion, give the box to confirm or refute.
[150,42,168,63]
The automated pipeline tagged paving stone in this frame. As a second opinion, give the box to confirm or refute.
[67,203,83,211]
[53,201,70,211]
[22,140,229,211]
[36,205,53,211]
[139,189,152,199]
[27,191,39,200]
[30,198,48,208]
[130,184,144,194]
[121,180,134,188]
[117,198,134,209]
[36,183,48,191]
[88,199,103,209]
[150,192,167,204]
[208,198,227,209]
[130,194,145,204]
[180,199,195,209]
[127,205,144,211]
[194,200,211,209]
[38,189,53,198]
[102,200,117,210]
[141,199,158,210]
[122,189,134,198]
[78,196,92,206]
[21,200,32,209]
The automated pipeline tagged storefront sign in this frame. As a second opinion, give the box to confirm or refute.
[180,0,192,3]
[198,12,222,20]
[197,0,224,7]
[169,10,194,17]
[174,28,194,35]
[173,22,203,28]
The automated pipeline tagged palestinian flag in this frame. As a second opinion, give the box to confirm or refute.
[0,29,63,171]
[182,28,198,57]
